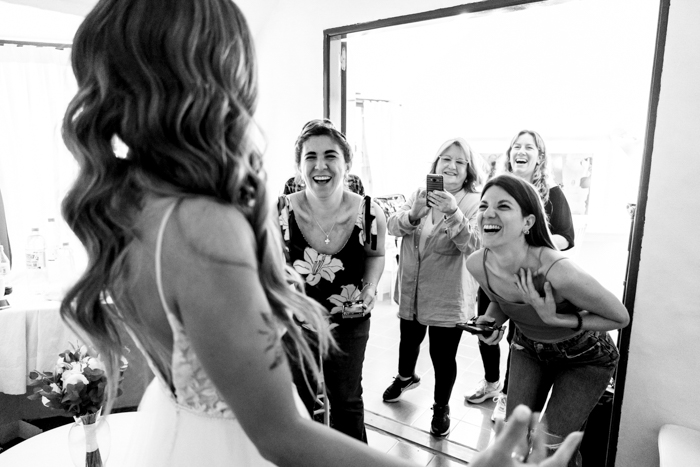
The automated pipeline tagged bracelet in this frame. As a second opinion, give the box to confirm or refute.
[362,282,377,296]
[571,311,583,332]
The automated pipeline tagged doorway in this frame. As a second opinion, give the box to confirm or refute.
[324,0,663,464]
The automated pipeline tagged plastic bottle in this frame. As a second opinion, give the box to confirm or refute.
[0,245,10,300]
[46,217,60,262]
[25,227,48,296]
[47,242,77,300]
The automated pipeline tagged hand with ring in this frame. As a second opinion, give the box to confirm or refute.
[468,405,583,467]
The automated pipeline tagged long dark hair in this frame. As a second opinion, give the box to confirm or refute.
[482,174,556,249]
[61,0,330,413]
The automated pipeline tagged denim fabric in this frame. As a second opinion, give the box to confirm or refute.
[398,317,463,406]
[285,319,370,443]
[507,328,619,467]
[323,318,371,442]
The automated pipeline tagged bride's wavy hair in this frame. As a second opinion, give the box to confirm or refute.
[61,0,331,413]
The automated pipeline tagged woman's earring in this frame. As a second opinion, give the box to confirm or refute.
[523,228,530,235]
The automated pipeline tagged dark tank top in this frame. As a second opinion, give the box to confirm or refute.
[279,195,377,324]
[481,248,582,342]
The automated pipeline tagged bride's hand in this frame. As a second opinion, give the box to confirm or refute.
[469,405,583,467]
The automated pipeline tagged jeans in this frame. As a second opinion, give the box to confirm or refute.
[286,317,370,443]
[324,318,371,442]
[398,317,463,406]
[507,328,619,467]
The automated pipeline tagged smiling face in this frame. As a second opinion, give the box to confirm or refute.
[477,185,534,248]
[299,135,349,197]
[508,133,540,182]
[435,143,469,192]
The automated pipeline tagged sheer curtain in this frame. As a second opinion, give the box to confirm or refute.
[0,44,83,284]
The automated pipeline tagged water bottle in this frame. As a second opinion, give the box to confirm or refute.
[47,242,77,300]
[25,227,48,296]
[46,217,60,262]
[0,245,10,300]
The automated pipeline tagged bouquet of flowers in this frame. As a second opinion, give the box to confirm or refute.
[27,343,128,467]
[27,343,128,416]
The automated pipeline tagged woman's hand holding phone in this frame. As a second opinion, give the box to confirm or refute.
[409,187,430,223]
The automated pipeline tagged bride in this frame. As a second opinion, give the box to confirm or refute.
[59,0,581,465]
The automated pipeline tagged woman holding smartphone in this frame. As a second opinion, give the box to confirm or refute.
[382,138,484,437]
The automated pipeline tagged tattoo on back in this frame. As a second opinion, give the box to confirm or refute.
[259,313,284,370]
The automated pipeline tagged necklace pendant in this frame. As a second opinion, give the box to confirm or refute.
[324,237,330,244]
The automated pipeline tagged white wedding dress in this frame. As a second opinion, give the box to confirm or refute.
[122,202,307,466]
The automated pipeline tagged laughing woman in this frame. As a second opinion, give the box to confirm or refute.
[382,138,484,438]
[278,118,386,442]
[466,173,629,467]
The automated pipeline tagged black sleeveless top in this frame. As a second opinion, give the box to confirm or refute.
[278,195,378,324]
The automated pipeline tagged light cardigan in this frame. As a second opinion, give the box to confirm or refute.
[388,190,481,327]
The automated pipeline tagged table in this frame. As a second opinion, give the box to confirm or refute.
[0,412,141,466]
[0,293,81,395]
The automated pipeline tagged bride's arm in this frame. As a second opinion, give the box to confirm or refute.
[164,199,416,467]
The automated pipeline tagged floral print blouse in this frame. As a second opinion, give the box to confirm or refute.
[278,195,378,324]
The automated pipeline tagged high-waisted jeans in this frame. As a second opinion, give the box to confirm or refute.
[508,328,619,467]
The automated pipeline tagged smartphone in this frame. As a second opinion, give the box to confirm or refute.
[456,322,499,336]
[426,174,444,207]
[342,300,367,319]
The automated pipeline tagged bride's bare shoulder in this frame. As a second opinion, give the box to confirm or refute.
[173,197,257,267]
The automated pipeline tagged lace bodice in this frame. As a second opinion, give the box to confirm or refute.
[128,201,235,419]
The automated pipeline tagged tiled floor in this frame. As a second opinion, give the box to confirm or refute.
[362,299,510,465]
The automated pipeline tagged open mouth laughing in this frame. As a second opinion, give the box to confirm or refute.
[513,156,529,166]
[482,224,502,234]
[312,175,332,185]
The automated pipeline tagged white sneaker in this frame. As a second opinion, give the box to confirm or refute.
[464,379,503,404]
[491,393,507,422]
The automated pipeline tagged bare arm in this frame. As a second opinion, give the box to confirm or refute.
[166,200,416,467]
[515,259,629,331]
[360,200,387,313]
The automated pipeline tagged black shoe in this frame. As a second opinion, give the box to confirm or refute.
[382,374,421,402]
[430,404,450,437]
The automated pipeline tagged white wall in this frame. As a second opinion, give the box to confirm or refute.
[614,0,700,465]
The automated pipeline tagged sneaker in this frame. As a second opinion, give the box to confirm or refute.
[491,393,507,422]
[382,374,421,402]
[430,404,450,437]
[464,379,503,404]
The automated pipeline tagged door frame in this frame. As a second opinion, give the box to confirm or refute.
[322,0,670,465]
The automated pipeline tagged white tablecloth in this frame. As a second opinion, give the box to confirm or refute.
[0,294,81,395]
[0,412,140,466]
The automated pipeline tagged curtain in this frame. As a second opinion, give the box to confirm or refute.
[0,44,81,279]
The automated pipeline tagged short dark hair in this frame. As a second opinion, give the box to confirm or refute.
[294,119,353,166]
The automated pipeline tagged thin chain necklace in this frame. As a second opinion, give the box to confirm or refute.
[305,192,340,245]
[311,213,337,244]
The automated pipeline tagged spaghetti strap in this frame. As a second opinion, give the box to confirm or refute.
[155,201,179,320]
[483,248,493,291]
[543,257,568,281]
